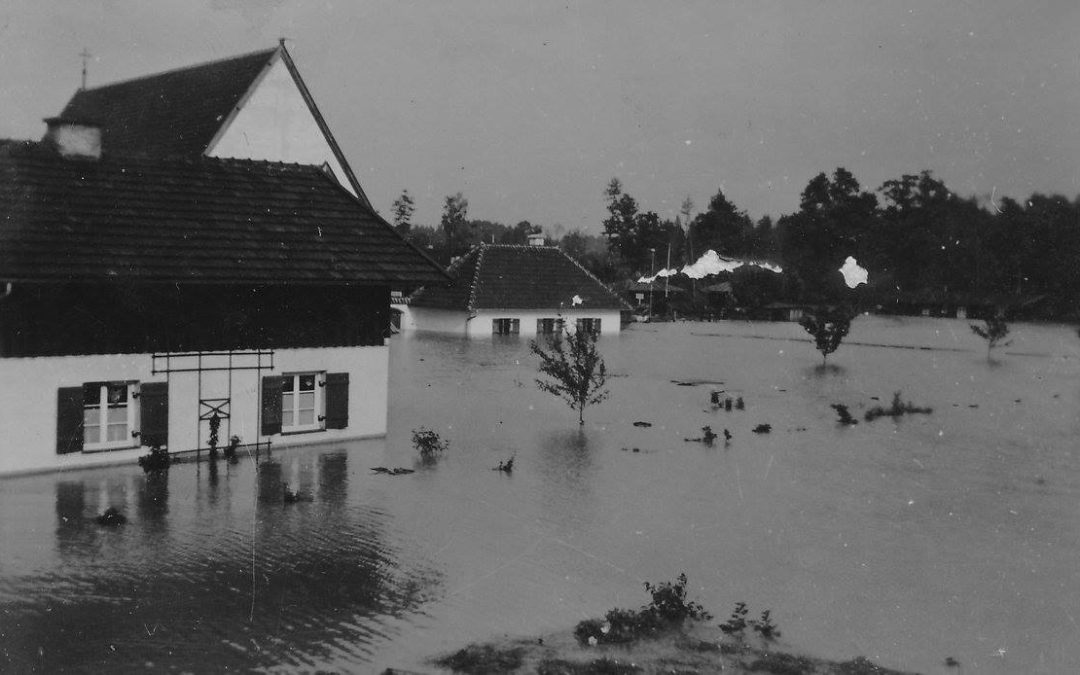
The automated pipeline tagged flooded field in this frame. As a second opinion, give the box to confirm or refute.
[2,316,1078,673]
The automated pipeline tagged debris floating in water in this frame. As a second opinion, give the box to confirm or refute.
[371,467,416,476]
[493,457,515,473]
[633,421,653,428]
[282,483,313,503]
[752,424,772,434]
[830,403,859,426]
[95,507,127,526]
[684,426,718,445]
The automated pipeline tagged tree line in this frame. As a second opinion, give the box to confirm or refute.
[389,168,1080,319]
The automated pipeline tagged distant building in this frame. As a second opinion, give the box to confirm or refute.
[0,46,445,476]
[405,242,631,337]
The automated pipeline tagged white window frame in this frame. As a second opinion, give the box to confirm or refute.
[281,371,326,434]
[83,381,139,452]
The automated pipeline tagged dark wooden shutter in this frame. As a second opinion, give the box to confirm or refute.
[139,382,169,448]
[323,372,349,429]
[261,376,284,436]
[56,387,84,454]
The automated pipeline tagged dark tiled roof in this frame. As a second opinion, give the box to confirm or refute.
[0,142,446,285]
[59,49,277,157]
[410,244,630,311]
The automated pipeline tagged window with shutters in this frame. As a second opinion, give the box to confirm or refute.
[82,382,138,451]
[281,372,324,433]
[493,318,520,335]
[576,318,601,335]
[537,318,564,335]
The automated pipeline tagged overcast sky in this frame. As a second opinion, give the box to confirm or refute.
[3,1,1078,233]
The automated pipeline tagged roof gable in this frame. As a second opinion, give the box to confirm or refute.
[411,245,629,312]
[0,142,445,286]
[60,48,277,158]
[57,45,373,210]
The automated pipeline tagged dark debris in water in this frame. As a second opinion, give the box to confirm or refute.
[752,424,772,434]
[830,404,859,426]
[684,426,718,445]
[282,483,313,503]
[95,507,127,527]
[633,421,653,428]
[371,467,416,476]
[673,379,724,387]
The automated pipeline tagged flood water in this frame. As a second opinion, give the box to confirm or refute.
[2,316,1078,674]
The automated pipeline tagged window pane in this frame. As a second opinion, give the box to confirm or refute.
[299,391,314,411]
[106,423,128,442]
[107,384,127,405]
[282,377,294,393]
[299,409,314,425]
[282,408,294,427]
[299,374,316,392]
[107,406,127,425]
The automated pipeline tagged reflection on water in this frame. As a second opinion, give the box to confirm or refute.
[0,448,443,672]
[2,318,1080,673]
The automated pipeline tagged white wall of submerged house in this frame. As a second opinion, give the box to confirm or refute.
[0,345,389,476]
[402,307,622,338]
[205,56,356,198]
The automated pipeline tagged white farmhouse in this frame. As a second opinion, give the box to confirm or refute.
[0,46,445,476]
[405,240,630,338]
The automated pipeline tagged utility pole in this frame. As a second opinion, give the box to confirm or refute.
[79,48,91,90]
[649,248,656,318]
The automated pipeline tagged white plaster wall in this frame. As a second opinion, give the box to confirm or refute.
[0,345,389,476]
[470,309,622,338]
[407,307,621,338]
[207,57,357,198]
[404,307,470,336]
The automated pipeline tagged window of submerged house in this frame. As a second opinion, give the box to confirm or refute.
[83,382,137,451]
[537,318,564,335]
[282,372,323,433]
[493,318,520,335]
[575,318,601,335]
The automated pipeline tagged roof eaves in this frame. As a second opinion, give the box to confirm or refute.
[307,167,450,284]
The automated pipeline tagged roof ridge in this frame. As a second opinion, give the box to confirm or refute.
[557,246,631,310]
[466,245,487,314]
[77,47,278,94]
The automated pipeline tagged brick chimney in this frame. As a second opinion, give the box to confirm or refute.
[42,117,102,159]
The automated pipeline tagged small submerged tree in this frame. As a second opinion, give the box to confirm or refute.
[531,325,609,425]
[799,305,856,365]
[971,315,1011,359]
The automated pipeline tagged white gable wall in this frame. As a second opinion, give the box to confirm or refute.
[207,57,357,198]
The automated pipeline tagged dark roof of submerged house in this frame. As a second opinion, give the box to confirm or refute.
[409,244,630,312]
[57,45,373,210]
[0,141,447,286]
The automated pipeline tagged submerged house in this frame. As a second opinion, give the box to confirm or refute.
[405,241,630,337]
[0,47,444,475]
